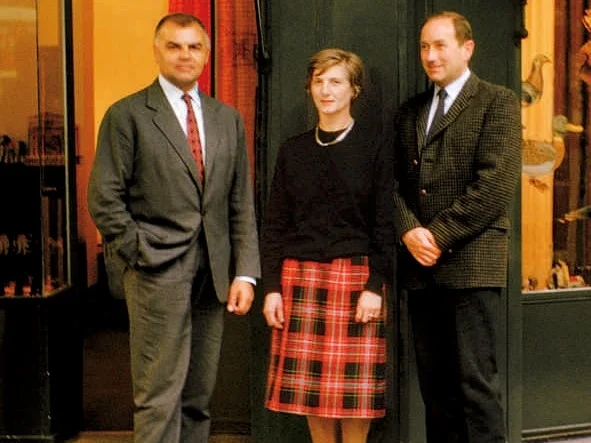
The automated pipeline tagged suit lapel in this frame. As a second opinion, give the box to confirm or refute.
[426,74,479,143]
[147,81,202,192]
[416,95,430,151]
[200,93,221,188]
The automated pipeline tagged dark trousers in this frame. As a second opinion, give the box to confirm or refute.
[408,287,505,443]
[123,241,225,443]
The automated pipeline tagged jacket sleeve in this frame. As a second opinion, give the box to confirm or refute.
[227,112,261,279]
[261,142,291,294]
[366,134,395,292]
[87,102,139,266]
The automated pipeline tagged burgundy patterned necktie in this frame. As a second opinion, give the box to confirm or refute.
[182,93,204,184]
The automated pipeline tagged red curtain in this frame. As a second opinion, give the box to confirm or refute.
[168,0,258,181]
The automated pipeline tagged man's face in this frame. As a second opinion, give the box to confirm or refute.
[420,17,474,87]
[153,21,210,91]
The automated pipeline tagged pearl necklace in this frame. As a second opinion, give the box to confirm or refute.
[315,120,355,146]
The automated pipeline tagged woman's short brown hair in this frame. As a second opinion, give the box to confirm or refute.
[305,48,364,99]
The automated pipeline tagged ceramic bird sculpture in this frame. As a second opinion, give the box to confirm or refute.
[578,10,591,85]
[522,138,555,191]
[550,115,584,170]
[558,204,591,223]
[553,115,584,138]
[522,54,551,107]
[583,9,591,32]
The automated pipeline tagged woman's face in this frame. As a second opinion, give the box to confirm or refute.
[309,64,355,119]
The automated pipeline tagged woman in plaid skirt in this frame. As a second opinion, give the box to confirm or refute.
[262,48,394,443]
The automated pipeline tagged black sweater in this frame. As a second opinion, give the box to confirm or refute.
[261,123,394,294]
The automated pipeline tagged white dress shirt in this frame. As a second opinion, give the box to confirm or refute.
[426,68,471,133]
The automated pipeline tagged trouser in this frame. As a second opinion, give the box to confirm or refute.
[123,241,225,443]
[408,287,505,443]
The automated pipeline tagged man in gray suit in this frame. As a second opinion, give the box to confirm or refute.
[88,13,260,443]
[393,11,520,443]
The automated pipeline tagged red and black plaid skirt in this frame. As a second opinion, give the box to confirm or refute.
[265,256,386,418]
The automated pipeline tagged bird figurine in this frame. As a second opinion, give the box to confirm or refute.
[553,115,584,138]
[582,9,591,32]
[550,115,584,170]
[522,54,551,107]
[522,138,555,190]
[577,41,591,86]
[577,10,591,85]
[557,204,591,223]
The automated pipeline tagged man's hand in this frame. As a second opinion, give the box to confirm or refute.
[402,227,442,266]
[263,292,284,329]
[226,280,255,315]
[354,290,383,323]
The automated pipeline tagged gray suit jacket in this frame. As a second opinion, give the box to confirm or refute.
[393,74,521,289]
[88,80,260,301]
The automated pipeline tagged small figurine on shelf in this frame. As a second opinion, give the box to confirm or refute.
[17,141,27,163]
[546,259,570,289]
[3,281,16,297]
[15,234,31,255]
[0,234,9,255]
[21,276,33,297]
[522,276,538,292]
[43,275,54,294]
[0,135,9,163]
[569,274,586,288]
[0,135,17,163]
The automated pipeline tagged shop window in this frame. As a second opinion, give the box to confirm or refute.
[521,0,591,293]
[0,0,72,297]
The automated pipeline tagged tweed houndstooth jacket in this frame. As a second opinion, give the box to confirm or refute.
[392,73,521,290]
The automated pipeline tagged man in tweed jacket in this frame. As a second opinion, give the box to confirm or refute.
[392,11,520,443]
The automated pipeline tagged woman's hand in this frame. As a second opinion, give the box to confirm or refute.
[355,290,383,323]
[263,292,285,329]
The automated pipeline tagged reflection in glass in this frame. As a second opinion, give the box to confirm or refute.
[0,0,70,296]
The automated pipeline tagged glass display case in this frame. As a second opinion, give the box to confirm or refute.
[520,1,591,439]
[0,0,81,440]
[0,0,73,298]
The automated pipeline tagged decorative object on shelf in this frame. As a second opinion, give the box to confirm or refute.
[557,204,591,223]
[43,275,54,294]
[21,276,32,297]
[0,135,28,165]
[545,259,588,289]
[521,116,584,192]
[522,276,538,291]
[578,9,591,85]
[522,54,551,107]
[14,233,31,255]
[546,259,570,289]
[0,135,16,163]
[0,234,9,255]
[522,138,555,190]
[551,115,584,170]
[3,280,16,297]
[26,112,65,166]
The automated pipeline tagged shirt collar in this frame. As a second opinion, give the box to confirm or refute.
[158,75,202,108]
[434,68,471,103]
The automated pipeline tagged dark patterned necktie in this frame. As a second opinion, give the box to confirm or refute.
[427,88,447,138]
[182,93,204,184]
